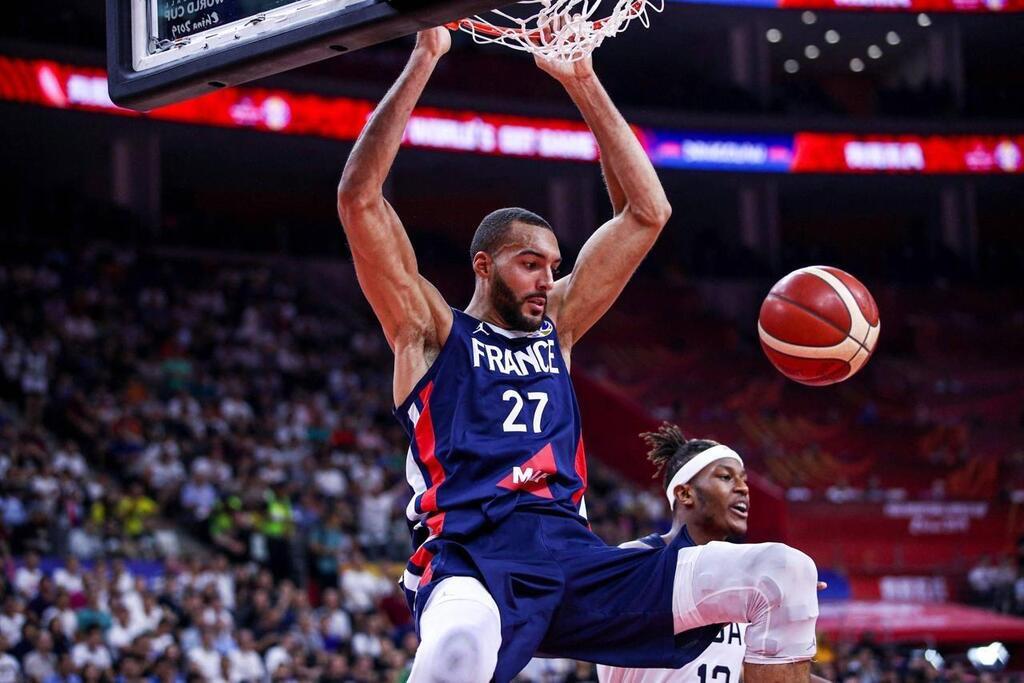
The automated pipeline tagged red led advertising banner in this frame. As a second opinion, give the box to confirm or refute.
[674,0,1023,11]
[775,0,1022,10]
[792,133,1024,173]
[2,56,1022,175]
[0,58,596,163]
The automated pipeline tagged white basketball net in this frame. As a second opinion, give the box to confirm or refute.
[448,0,664,62]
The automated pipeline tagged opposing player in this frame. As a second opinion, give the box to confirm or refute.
[597,424,828,683]
[337,27,819,683]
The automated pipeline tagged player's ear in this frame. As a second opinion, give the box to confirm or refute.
[472,251,492,278]
[677,484,695,508]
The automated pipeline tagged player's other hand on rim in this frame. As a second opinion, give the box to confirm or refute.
[415,27,451,59]
[535,52,595,84]
[533,17,596,83]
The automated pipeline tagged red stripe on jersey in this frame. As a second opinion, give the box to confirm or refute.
[410,543,436,587]
[572,436,588,505]
[410,543,433,570]
[420,561,434,587]
[426,512,445,536]
[415,382,445,512]
[421,486,438,513]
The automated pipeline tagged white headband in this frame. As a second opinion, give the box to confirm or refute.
[665,444,744,507]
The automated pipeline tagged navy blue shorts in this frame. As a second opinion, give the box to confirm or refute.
[408,510,719,683]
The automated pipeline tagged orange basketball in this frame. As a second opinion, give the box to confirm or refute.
[758,266,881,386]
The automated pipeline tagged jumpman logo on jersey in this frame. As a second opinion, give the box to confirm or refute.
[473,322,490,336]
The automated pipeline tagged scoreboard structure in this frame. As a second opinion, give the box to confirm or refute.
[106,0,502,111]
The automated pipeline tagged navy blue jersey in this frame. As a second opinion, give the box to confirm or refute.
[393,312,722,681]
[637,533,667,549]
[395,309,588,577]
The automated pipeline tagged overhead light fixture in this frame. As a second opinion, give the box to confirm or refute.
[886,30,901,45]
[825,29,840,44]
[804,45,820,59]
[767,28,783,43]
[868,44,883,59]
[802,10,817,24]
[850,57,865,72]
[918,12,932,26]
[784,59,800,73]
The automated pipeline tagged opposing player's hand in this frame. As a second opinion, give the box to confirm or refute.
[817,581,828,591]
[415,27,452,59]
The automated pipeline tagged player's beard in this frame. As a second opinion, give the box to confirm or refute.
[492,272,544,332]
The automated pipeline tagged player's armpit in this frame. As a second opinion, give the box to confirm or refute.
[549,210,663,349]
[338,194,452,356]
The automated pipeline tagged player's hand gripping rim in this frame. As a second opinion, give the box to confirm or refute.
[532,15,596,83]
[415,26,452,60]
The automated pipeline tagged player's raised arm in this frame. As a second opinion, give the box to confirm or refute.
[337,29,453,395]
[538,56,671,350]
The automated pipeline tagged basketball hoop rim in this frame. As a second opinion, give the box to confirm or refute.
[444,18,538,40]
[445,0,650,44]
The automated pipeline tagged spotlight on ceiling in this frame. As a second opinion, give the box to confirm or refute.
[918,12,932,26]
[868,44,883,59]
[850,57,865,72]
[886,31,901,45]
[784,59,800,74]
[825,29,840,44]
[767,28,783,43]
[802,10,817,24]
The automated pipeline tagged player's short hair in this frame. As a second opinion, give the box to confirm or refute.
[641,422,720,491]
[470,208,553,262]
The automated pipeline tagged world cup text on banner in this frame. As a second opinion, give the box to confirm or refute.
[3,56,1023,176]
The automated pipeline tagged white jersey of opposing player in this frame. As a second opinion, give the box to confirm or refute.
[596,622,746,683]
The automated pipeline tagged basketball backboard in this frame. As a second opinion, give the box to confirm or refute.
[107,0,504,111]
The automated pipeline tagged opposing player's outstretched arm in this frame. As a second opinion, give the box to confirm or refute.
[338,29,453,402]
[538,57,671,350]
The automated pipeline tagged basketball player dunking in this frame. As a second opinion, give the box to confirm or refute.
[597,424,830,683]
[338,27,820,683]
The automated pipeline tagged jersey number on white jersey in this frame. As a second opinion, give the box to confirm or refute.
[697,664,732,683]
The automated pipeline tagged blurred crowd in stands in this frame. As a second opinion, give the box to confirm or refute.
[0,246,672,681]
[812,635,1021,683]
[968,541,1024,618]
[0,244,1018,681]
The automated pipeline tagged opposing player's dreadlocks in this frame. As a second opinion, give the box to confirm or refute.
[641,422,720,491]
